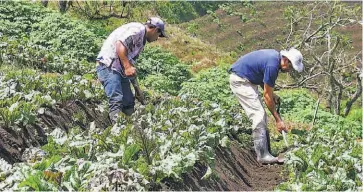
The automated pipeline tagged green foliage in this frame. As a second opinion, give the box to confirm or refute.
[207,10,222,27]
[278,89,316,115]
[237,43,246,51]
[1,94,250,190]
[345,108,362,122]
[276,89,362,190]
[33,155,62,171]
[0,1,102,74]
[190,1,221,15]
[186,22,200,35]
[137,46,192,95]
[1,68,104,104]
[278,89,361,137]
[219,2,256,23]
[0,1,48,38]
[279,127,362,191]
[155,1,221,24]
[0,66,104,130]
[142,74,175,95]
[29,13,101,62]
[204,2,256,28]
[156,1,198,24]
[0,101,36,129]
[18,171,57,191]
[179,65,237,108]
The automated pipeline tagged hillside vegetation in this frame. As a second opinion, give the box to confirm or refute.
[0,1,361,191]
[179,1,362,56]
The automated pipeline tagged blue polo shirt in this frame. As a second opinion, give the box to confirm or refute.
[230,49,281,87]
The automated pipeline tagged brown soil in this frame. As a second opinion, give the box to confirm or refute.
[163,141,285,191]
[0,101,285,190]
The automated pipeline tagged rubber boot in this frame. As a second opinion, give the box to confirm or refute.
[122,106,135,116]
[253,128,279,164]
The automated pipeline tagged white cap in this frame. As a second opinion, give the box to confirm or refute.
[280,48,304,72]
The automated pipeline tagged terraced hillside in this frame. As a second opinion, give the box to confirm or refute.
[178,1,362,57]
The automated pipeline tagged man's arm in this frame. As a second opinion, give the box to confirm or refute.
[263,83,281,122]
[261,84,280,105]
[263,83,287,132]
[116,40,136,76]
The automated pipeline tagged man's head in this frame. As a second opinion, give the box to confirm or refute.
[280,48,304,73]
[145,17,166,42]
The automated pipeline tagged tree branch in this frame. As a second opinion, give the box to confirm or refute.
[344,73,362,116]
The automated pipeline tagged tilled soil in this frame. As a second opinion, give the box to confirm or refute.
[215,143,285,191]
[163,141,285,191]
[0,101,285,190]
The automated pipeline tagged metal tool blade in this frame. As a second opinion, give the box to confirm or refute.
[282,130,288,147]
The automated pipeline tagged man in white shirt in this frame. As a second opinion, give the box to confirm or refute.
[96,17,166,123]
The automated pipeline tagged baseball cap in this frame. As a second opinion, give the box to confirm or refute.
[146,17,166,37]
[280,48,304,72]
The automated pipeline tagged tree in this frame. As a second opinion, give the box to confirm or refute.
[70,1,139,20]
[280,1,361,116]
[58,0,68,13]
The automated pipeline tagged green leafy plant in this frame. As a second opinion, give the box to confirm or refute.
[179,65,237,108]
[138,46,192,95]
[0,1,101,74]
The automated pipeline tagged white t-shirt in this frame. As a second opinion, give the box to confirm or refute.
[96,22,146,71]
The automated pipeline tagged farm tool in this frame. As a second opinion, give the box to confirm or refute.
[276,100,295,154]
[118,58,147,105]
[276,100,288,147]
[129,76,146,105]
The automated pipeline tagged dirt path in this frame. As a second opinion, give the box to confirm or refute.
[0,101,285,190]
[215,142,285,190]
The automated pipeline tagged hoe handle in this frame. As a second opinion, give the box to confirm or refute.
[130,77,146,105]
[276,100,289,147]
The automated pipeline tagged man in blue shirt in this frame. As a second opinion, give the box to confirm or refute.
[229,48,304,164]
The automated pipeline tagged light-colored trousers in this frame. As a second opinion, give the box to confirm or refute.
[229,73,267,130]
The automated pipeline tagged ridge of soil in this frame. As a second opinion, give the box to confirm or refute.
[0,100,285,190]
[0,100,109,163]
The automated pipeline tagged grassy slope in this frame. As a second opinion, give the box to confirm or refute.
[178,2,296,56]
[177,1,362,57]
[149,25,234,73]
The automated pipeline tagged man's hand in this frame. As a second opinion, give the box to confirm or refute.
[276,120,288,133]
[124,66,136,76]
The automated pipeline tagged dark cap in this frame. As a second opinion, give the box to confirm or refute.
[146,17,166,37]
